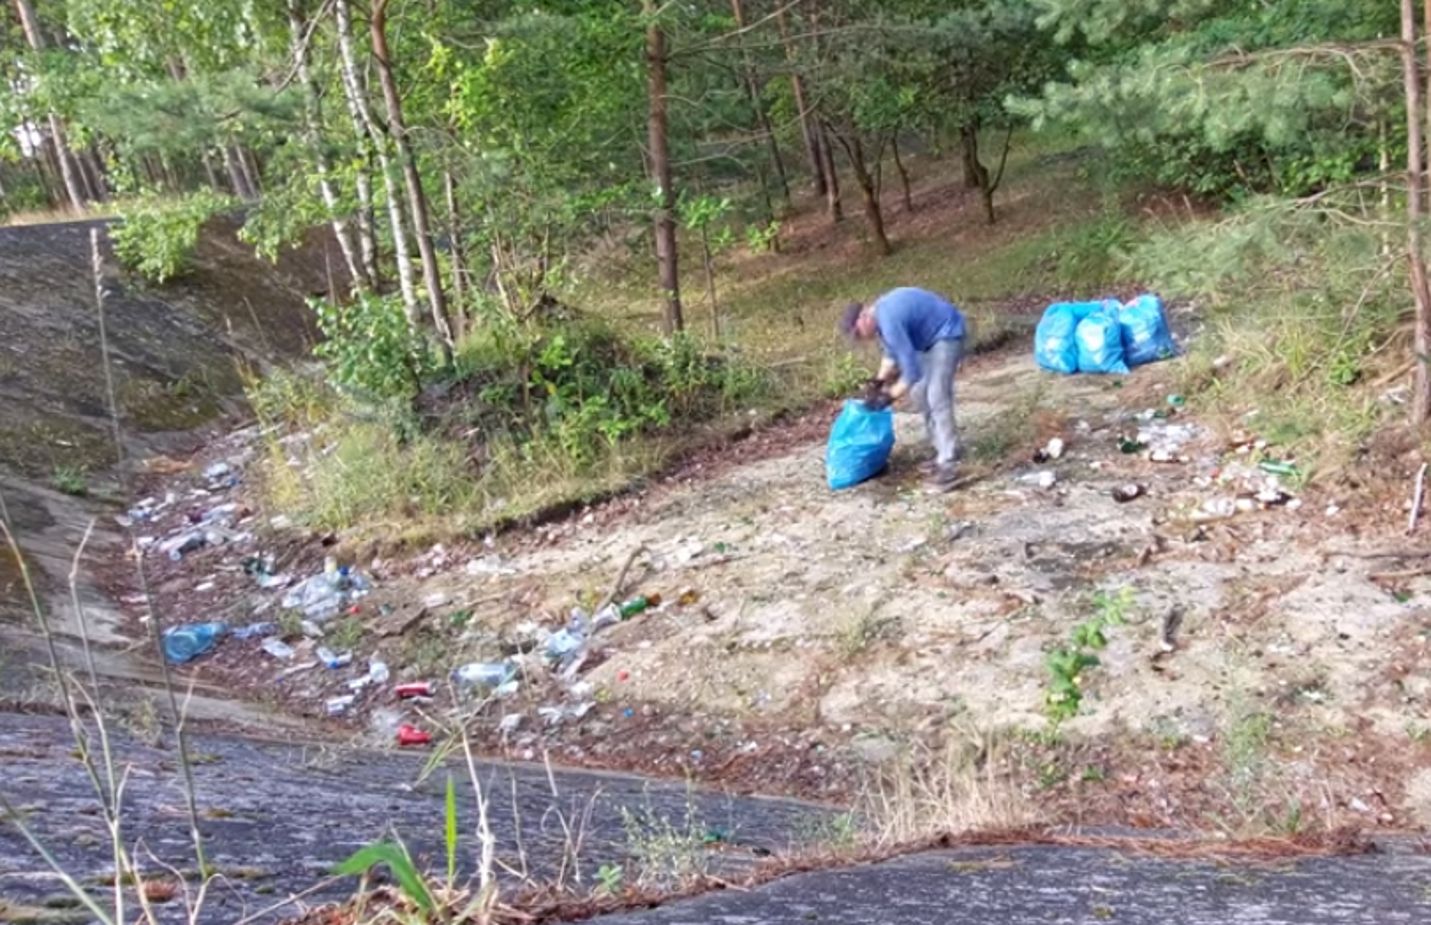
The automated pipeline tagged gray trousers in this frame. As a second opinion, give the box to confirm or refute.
[908,338,963,467]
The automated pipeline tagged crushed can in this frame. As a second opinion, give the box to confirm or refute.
[396,724,432,747]
[395,681,435,700]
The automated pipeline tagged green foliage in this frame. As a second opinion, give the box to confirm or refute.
[50,465,89,497]
[312,293,436,400]
[334,840,435,914]
[1125,193,1400,462]
[594,863,624,897]
[111,190,232,283]
[1044,587,1133,724]
[444,776,459,886]
[456,323,768,466]
[1020,0,1400,198]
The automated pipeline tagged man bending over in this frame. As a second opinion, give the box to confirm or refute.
[840,287,966,492]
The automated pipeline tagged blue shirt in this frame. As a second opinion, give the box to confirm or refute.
[874,287,965,385]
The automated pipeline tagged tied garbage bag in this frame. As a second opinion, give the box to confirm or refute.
[825,399,895,490]
[1119,293,1177,367]
[1075,307,1130,375]
[162,621,228,664]
[1034,301,1104,374]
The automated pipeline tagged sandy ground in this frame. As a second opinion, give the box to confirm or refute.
[103,343,1431,833]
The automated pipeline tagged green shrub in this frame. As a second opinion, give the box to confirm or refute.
[312,292,436,400]
[112,190,232,283]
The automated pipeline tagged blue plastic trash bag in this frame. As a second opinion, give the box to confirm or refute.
[825,399,895,490]
[162,621,228,664]
[1075,307,1130,375]
[1035,301,1104,374]
[1119,293,1177,367]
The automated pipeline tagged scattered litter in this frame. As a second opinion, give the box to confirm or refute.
[452,660,518,693]
[465,555,517,577]
[1018,470,1057,490]
[1146,449,1184,463]
[281,564,371,624]
[1159,607,1184,653]
[202,461,234,483]
[537,701,594,727]
[1111,484,1145,503]
[347,658,390,692]
[243,553,286,589]
[1257,459,1300,478]
[1032,437,1065,463]
[396,724,432,747]
[161,532,208,561]
[300,620,325,638]
[1200,497,1238,519]
[498,714,523,735]
[325,694,356,716]
[947,521,975,541]
[1117,436,1145,454]
[162,622,227,664]
[260,638,296,660]
[231,622,277,640]
[316,646,352,669]
[677,588,701,606]
[619,594,659,618]
[395,681,435,699]
[1166,394,1186,408]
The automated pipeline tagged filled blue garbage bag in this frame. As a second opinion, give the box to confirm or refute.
[1119,293,1177,367]
[1075,307,1130,374]
[826,399,895,490]
[1035,301,1103,375]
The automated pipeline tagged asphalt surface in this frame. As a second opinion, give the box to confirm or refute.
[0,712,824,924]
[595,841,1431,924]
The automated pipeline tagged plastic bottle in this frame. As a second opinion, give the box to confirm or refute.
[316,646,352,669]
[161,622,228,664]
[452,661,516,691]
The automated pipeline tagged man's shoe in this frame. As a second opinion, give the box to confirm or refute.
[926,465,961,493]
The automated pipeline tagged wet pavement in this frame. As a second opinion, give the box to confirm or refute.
[596,840,1431,924]
[0,712,826,924]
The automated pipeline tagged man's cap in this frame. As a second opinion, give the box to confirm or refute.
[838,301,864,338]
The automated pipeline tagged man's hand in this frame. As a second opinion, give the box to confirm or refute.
[859,380,893,410]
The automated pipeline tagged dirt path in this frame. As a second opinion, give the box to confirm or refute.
[123,346,1431,832]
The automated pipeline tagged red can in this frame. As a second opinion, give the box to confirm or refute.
[395,681,435,700]
[396,724,432,747]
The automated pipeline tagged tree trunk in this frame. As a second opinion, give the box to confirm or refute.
[701,228,719,338]
[961,123,988,190]
[777,4,824,197]
[288,0,366,292]
[201,151,221,190]
[1403,0,1431,423]
[232,145,260,198]
[371,0,453,359]
[731,0,789,206]
[335,0,418,320]
[14,0,86,210]
[354,168,380,287]
[443,169,467,342]
[644,0,683,333]
[817,121,842,222]
[832,124,890,255]
[84,148,109,201]
[891,136,913,212]
[223,146,256,200]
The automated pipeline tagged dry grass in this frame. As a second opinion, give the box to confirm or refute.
[859,728,1041,849]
